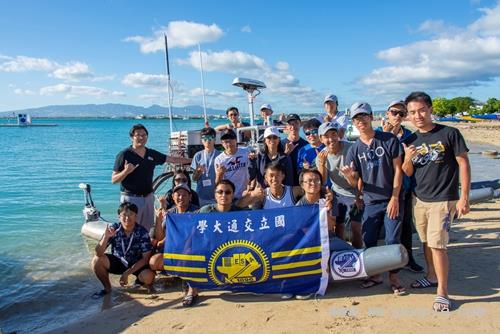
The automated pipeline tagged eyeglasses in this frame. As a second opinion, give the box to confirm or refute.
[302,179,322,185]
[389,109,407,117]
[119,212,136,218]
[353,114,370,121]
[228,113,238,117]
[304,129,319,136]
[215,189,233,195]
[266,135,279,140]
[174,177,188,183]
[201,135,215,142]
[133,133,148,138]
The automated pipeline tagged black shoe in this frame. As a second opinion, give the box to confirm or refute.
[405,261,424,273]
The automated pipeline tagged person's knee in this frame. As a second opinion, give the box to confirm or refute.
[92,255,109,271]
[138,269,155,285]
[149,254,163,271]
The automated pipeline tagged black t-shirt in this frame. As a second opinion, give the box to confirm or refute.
[404,124,468,202]
[281,137,308,186]
[113,146,167,195]
[346,131,402,204]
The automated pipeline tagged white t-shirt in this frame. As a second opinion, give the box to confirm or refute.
[317,110,349,130]
[214,147,250,198]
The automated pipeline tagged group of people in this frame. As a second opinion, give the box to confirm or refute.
[91,91,471,312]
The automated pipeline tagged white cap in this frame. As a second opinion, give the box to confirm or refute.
[260,103,273,112]
[350,102,373,119]
[323,94,338,104]
[263,126,280,138]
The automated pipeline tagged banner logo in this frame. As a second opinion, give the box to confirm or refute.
[330,251,362,278]
[208,240,270,285]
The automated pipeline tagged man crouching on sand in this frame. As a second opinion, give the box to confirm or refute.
[91,202,155,298]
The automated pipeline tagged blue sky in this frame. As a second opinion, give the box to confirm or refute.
[1,0,500,114]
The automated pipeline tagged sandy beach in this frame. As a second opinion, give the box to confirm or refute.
[50,123,500,334]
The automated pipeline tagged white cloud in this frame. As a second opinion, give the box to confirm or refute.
[0,55,56,72]
[241,25,252,33]
[179,50,268,73]
[0,55,113,83]
[124,21,223,53]
[122,72,167,87]
[13,88,36,95]
[189,87,240,98]
[39,84,124,99]
[359,3,500,97]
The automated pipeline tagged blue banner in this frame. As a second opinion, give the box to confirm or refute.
[163,204,330,295]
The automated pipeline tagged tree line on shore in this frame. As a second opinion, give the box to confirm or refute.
[433,97,500,117]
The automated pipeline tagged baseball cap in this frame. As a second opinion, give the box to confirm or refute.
[318,122,339,136]
[173,183,192,194]
[323,94,338,104]
[285,113,301,123]
[387,100,406,110]
[263,126,280,138]
[220,128,237,140]
[350,102,373,119]
[260,104,273,111]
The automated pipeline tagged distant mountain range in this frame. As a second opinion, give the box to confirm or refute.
[0,104,225,118]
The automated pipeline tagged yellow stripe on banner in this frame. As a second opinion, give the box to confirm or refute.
[178,276,208,283]
[272,268,322,279]
[163,253,206,261]
[271,246,322,258]
[163,265,206,273]
[272,259,321,271]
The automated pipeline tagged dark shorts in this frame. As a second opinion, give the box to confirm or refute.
[106,254,150,276]
[334,193,363,225]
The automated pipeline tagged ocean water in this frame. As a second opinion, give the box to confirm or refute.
[0,118,498,333]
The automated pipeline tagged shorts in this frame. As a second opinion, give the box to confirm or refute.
[334,193,363,225]
[412,197,457,249]
[106,254,150,276]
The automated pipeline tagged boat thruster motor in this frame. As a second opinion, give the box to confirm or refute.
[79,183,100,223]
[329,244,408,282]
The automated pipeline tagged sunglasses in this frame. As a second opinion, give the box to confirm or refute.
[389,109,407,117]
[228,113,238,117]
[215,189,233,195]
[304,129,319,136]
[201,135,215,141]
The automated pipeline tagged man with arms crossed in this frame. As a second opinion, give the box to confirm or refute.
[403,91,470,312]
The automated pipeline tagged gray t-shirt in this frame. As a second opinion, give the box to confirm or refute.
[325,142,357,198]
[190,149,221,202]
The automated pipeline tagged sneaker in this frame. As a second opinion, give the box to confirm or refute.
[405,261,424,273]
[295,294,313,300]
[281,293,294,300]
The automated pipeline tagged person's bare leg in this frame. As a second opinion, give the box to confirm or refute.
[431,248,448,297]
[92,255,111,292]
[149,253,164,271]
[423,243,438,282]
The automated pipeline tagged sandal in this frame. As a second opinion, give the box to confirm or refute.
[433,295,451,312]
[182,294,199,307]
[361,278,383,289]
[391,284,408,296]
[411,277,438,289]
[91,289,109,299]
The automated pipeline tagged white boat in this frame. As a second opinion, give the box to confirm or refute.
[0,113,57,127]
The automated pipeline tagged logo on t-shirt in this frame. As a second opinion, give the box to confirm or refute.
[357,146,386,170]
[226,155,246,171]
[412,141,445,166]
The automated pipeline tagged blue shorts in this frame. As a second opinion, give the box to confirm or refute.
[334,193,363,225]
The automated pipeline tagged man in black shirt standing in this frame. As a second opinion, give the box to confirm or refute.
[402,92,471,312]
[112,124,189,233]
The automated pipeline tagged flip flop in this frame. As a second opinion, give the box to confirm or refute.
[91,289,109,299]
[411,277,438,289]
[182,294,199,307]
[361,278,383,289]
[433,295,451,312]
[391,284,408,296]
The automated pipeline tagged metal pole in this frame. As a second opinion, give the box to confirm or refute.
[198,44,208,126]
[164,34,173,135]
